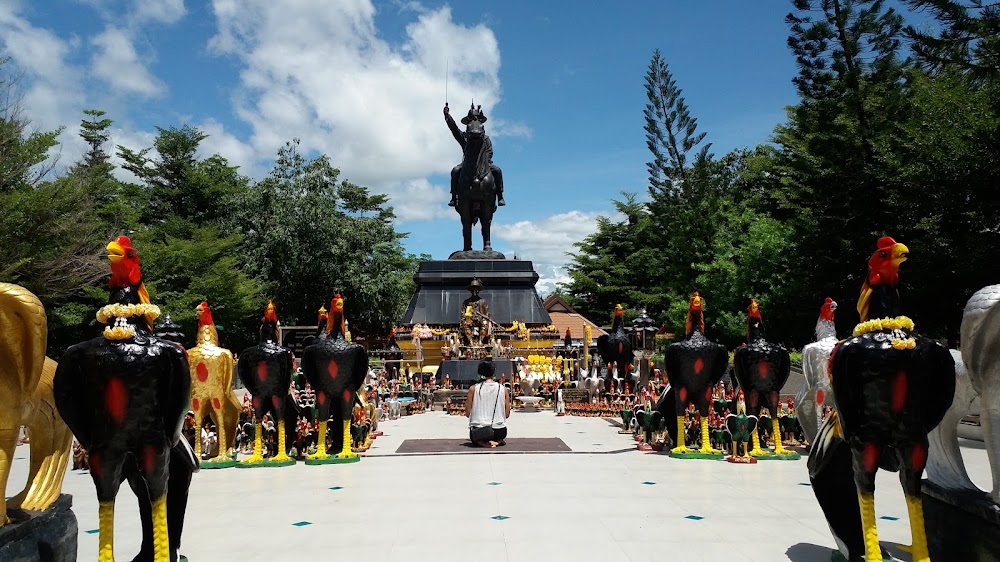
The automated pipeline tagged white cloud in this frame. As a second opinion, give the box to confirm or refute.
[195,118,261,176]
[132,0,186,25]
[493,210,609,296]
[209,0,513,218]
[90,26,164,97]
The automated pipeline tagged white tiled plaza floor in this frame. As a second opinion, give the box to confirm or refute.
[6,409,994,561]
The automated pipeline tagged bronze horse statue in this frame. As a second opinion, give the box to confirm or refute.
[446,103,502,253]
[455,118,497,251]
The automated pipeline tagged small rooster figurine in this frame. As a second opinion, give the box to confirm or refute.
[187,301,240,468]
[809,237,955,562]
[664,293,728,457]
[301,294,369,464]
[54,236,191,562]
[236,301,295,467]
[733,298,796,458]
[725,390,758,463]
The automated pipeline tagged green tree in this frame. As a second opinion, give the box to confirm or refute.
[903,0,1000,80]
[643,48,712,195]
[233,139,416,335]
[563,192,668,322]
[118,126,262,349]
[0,57,61,192]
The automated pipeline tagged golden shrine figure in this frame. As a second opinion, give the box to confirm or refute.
[0,283,72,527]
[188,301,241,468]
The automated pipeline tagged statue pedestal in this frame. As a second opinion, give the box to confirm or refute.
[401,259,550,327]
[922,481,1000,561]
[439,359,514,386]
[0,495,78,562]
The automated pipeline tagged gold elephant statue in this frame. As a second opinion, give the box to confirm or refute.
[0,283,72,526]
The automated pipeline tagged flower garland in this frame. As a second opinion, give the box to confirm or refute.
[97,303,161,340]
[852,316,915,337]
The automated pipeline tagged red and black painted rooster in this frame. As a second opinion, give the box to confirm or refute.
[596,304,632,393]
[236,300,295,467]
[300,294,369,464]
[663,293,728,456]
[53,236,191,562]
[809,237,955,562]
[733,298,794,457]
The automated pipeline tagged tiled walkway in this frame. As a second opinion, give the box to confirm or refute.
[6,410,993,561]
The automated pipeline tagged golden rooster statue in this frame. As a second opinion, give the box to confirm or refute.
[0,283,72,527]
[187,301,240,468]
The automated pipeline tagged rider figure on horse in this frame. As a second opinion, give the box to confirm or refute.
[444,103,505,207]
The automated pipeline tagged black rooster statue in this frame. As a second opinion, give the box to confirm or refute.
[596,304,632,393]
[733,299,796,459]
[301,294,369,464]
[54,236,191,562]
[809,237,955,562]
[664,293,728,458]
[236,300,295,467]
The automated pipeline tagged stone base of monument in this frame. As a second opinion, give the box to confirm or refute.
[922,481,1000,562]
[401,259,551,329]
[0,494,78,562]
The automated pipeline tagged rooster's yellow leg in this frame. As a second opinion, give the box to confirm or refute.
[242,422,264,464]
[772,417,792,454]
[858,491,881,562]
[98,500,115,562]
[699,417,721,454]
[748,428,766,456]
[905,494,931,562]
[213,417,228,461]
[335,419,358,459]
[151,495,168,562]
[272,420,292,462]
[193,415,203,460]
[308,420,329,459]
[670,416,691,454]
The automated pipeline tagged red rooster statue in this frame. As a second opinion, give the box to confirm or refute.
[809,237,955,562]
[733,298,796,458]
[53,236,191,562]
[664,293,728,458]
[300,294,369,464]
[236,301,295,467]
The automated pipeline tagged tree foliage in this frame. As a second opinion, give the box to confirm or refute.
[565,2,1000,348]
[233,140,415,336]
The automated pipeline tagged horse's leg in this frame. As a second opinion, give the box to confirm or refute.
[461,212,473,252]
[482,212,493,252]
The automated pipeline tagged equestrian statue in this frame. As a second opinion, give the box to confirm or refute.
[445,102,505,254]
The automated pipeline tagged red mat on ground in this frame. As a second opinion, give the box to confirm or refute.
[394,438,571,454]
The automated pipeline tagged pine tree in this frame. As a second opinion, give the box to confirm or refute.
[643,49,712,198]
[903,0,1000,80]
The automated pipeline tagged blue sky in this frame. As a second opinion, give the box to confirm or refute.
[2,1,807,293]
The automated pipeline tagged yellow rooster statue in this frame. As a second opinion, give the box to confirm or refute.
[0,283,72,526]
[187,301,241,468]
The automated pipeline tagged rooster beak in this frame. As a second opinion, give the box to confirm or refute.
[107,240,125,263]
[891,243,909,266]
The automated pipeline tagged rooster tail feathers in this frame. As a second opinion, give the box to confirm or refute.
[857,281,872,322]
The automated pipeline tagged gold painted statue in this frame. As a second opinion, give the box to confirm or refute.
[0,283,72,526]
[187,301,241,468]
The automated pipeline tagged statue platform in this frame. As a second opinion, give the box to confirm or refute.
[401,259,550,327]
[922,480,1000,561]
[0,494,78,562]
[438,359,514,386]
